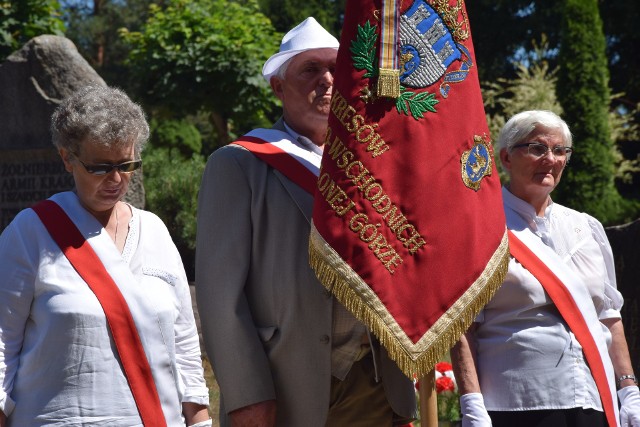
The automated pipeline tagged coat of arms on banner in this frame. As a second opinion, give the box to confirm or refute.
[461,135,493,191]
[353,0,473,120]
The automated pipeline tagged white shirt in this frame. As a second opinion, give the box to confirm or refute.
[0,192,208,426]
[475,187,623,411]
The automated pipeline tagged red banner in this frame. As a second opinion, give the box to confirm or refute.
[309,0,509,377]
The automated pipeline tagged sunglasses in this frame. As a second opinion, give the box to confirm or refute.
[75,158,143,176]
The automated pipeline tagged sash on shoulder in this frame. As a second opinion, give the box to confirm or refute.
[508,230,619,427]
[232,129,319,195]
[32,200,167,427]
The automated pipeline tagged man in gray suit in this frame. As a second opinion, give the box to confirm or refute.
[196,17,417,427]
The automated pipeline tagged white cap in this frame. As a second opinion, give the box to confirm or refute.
[262,17,339,82]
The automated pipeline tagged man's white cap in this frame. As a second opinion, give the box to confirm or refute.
[262,17,339,82]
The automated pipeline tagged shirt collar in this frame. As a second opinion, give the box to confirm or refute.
[502,186,554,221]
[502,186,555,245]
[283,121,323,156]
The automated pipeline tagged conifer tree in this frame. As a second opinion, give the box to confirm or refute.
[555,0,627,224]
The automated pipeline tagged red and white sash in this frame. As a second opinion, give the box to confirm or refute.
[508,229,619,427]
[232,128,320,195]
[32,200,167,427]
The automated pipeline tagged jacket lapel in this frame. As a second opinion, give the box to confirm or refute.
[273,169,314,223]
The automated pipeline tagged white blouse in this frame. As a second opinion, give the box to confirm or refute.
[0,192,208,426]
[475,187,623,412]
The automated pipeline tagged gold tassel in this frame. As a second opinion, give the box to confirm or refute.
[309,224,510,379]
[376,68,401,99]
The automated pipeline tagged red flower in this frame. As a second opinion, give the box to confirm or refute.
[436,376,455,393]
[435,361,453,374]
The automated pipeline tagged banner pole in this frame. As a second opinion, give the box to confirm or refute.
[419,369,438,427]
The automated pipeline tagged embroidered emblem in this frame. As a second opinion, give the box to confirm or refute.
[461,135,493,191]
[399,0,472,99]
[351,19,439,120]
[399,1,461,88]
[350,0,473,120]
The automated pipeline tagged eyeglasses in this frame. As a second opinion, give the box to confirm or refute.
[512,142,573,161]
[75,157,142,175]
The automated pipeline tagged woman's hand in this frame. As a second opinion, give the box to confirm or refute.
[460,393,492,427]
[619,385,640,427]
[182,402,210,427]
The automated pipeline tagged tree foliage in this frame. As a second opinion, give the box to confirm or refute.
[483,36,637,195]
[150,117,202,156]
[257,0,345,38]
[61,0,154,91]
[601,1,640,107]
[555,0,633,224]
[143,146,205,279]
[121,0,281,146]
[0,0,65,61]
[466,0,562,83]
[600,2,640,204]
[484,37,562,143]
[482,37,562,182]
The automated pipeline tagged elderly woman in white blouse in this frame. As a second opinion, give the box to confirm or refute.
[451,110,640,427]
[0,86,211,426]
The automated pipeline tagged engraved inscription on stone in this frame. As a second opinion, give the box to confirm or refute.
[1,149,74,229]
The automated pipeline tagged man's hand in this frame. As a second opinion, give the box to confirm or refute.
[230,400,277,427]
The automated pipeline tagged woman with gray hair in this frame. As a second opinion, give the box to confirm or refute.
[451,110,640,427]
[0,86,211,426]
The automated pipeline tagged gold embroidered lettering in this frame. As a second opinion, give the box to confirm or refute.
[318,173,355,217]
[328,187,354,216]
[363,182,384,201]
[371,195,392,213]
[324,89,425,259]
[330,89,390,159]
[346,114,365,133]
[317,172,331,191]
[355,122,377,142]
[404,233,427,254]
[327,134,348,160]
[340,106,357,129]
[318,175,341,200]
[348,213,404,274]
[366,135,390,157]
[331,91,348,119]
[383,253,403,273]
[354,173,375,191]
[345,161,366,180]
[337,150,355,169]
[349,213,368,232]
[396,223,416,242]
[382,206,408,232]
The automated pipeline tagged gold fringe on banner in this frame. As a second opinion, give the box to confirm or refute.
[376,68,401,99]
[309,222,510,379]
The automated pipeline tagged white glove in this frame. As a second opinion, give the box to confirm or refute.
[619,385,640,427]
[188,420,213,427]
[460,393,492,427]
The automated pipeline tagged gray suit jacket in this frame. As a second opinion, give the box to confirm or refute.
[195,121,416,426]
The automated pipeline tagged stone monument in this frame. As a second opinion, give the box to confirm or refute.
[0,35,144,230]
